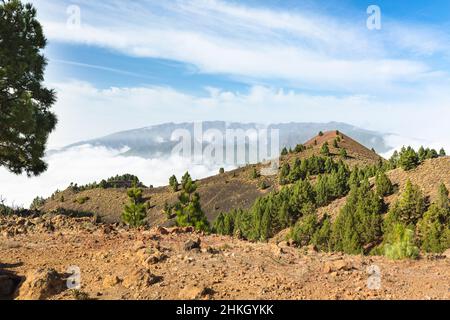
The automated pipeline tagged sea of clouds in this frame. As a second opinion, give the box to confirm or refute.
[0,144,234,208]
[1,133,448,208]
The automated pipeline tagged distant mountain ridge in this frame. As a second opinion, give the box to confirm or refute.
[54,121,391,159]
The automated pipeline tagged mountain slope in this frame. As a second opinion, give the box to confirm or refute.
[318,156,450,221]
[39,131,384,224]
[52,121,391,159]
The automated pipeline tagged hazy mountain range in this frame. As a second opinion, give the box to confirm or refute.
[54,121,391,159]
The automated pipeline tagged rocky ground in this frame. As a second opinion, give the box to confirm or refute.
[1,213,449,300]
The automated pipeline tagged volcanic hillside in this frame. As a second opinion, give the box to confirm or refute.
[39,131,383,224]
[317,156,450,221]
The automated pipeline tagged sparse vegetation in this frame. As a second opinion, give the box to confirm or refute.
[294,144,306,153]
[0,196,14,215]
[74,196,90,205]
[70,174,146,192]
[30,196,46,210]
[70,289,91,300]
[250,167,260,179]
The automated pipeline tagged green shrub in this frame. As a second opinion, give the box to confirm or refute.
[384,224,419,260]
[74,196,90,205]
[250,167,260,179]
[259,181,269,190]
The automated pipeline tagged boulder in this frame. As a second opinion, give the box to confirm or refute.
[184,238,201,251]
[123,269,162,289]
[143,251,168,266]
[102,275,122,288]
[15,268,66,300]
[0,274,20,298]
[179,285,213,300]
[323,259,353,274]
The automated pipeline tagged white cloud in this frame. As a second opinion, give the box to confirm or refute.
[0,145,230,208]
[28,0,447,92]
[48,80,450,147]
[4,79,450,206]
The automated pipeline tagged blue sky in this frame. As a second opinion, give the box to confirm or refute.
[26,0,450,148]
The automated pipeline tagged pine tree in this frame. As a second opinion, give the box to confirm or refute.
[294,144,305,153]
[315,175,331,207]
[281,147,289,156]
[417,184,450,253]
[290,214,318,247]
[426,148,439,159]
[389,150,400,168]
[122,185,147,228]
[174,172,210,232]
[384,180,426,227]
[169,175,179,192]
[333,139,339,148]
[331,180,383,254]
[375,171,394,197]
[0,0,57,176]
[398,147,419,171]
[279,163,290,185]
[312,214,332,251]
[320,142,330,156]
[418,146,426,162]
[439,148,446,157]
